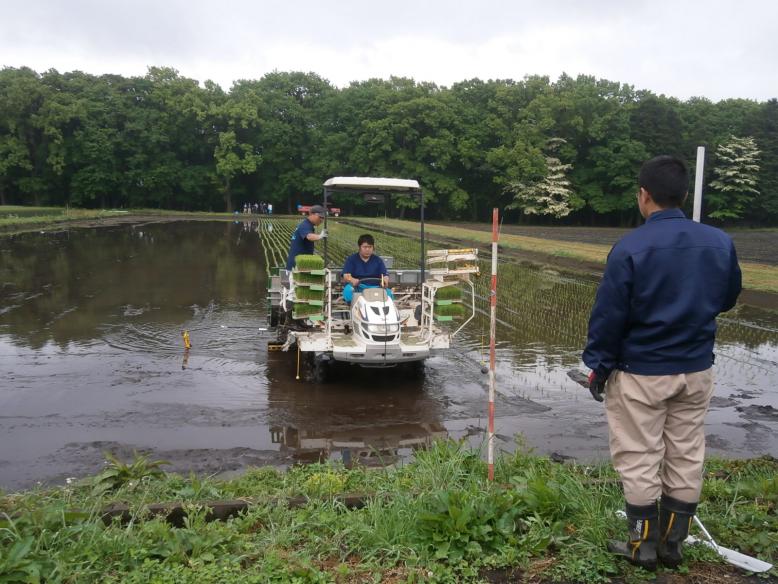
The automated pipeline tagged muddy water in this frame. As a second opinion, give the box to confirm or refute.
[1,220,776,491]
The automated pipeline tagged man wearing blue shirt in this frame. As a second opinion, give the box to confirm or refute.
[285,205,327,270]
[342,234,393,303]
[583,155,741,571]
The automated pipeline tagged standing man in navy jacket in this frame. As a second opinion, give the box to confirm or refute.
[583,155,741,571]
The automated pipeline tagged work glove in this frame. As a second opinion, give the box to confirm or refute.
[588,370,607,402]
[318,229,328,239]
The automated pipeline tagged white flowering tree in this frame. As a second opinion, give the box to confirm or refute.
[506,138,574,218]
[707,135,760,220]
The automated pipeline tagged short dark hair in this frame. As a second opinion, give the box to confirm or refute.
[638,155,689,208]
[358,234,374,247]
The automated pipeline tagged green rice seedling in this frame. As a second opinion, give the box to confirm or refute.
[436,286,462,301]
[295,271,325,285]
[295,254,324,271]
[295,287,324,301]
[293,303,322,318]
[436,304,466,318]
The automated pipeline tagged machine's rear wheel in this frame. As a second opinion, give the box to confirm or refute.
[311,353,331,384]
[405,359,426,379]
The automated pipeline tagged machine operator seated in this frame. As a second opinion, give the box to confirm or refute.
[342,234,394,303]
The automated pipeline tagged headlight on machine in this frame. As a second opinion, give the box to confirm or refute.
[365,323,400,333]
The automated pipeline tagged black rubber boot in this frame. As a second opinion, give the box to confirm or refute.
[658,494,697,569]
[608,501,659,571]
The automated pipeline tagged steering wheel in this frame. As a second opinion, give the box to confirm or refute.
[354,277,385,288]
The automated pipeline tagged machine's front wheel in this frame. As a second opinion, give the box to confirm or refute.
[312,353,331,384]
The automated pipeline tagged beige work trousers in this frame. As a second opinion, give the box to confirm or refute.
[605,368,714,506]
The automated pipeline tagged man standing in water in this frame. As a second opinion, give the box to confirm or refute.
[583,155,741,571]
[285,205,327,270]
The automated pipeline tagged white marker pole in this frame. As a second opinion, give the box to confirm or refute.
[693,146,705,223]
[487,208,498,482]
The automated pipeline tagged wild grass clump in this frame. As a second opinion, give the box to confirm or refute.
[1,445,775,583]
[294,254,324,271]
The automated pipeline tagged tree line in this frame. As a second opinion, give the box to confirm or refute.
[1,66,776,225]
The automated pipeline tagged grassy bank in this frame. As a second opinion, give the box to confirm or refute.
[356,218,778,295]
[0,206,233,234]
[1,441,775,583]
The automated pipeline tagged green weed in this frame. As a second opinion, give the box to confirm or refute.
[2,443,776,583]
[84,450,170,496]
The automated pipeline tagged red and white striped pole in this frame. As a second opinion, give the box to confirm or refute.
[488,207,498,482]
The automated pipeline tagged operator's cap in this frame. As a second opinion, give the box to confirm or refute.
[309,204,327,216]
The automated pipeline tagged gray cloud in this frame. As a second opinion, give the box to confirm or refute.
[2,0,776,100]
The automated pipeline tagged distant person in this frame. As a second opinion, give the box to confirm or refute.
[285,205,327,271]
[342,234,393,303]
[583,155,742,571]
[267,203,273,215]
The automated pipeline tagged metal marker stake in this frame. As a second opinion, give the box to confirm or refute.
[488,208,498,482]
[693,146,705,223]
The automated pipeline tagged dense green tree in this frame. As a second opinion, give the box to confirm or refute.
[240,71,334,213]
[506,138,575,217]
[630,93,685,157]
[707,135,761,220]
[0,66,776,225]
[0,67,52,205]
[750,100,778,221]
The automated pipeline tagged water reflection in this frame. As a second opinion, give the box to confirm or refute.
[270,422,448,467]
[264,347,450,468]
[0,222,266,349]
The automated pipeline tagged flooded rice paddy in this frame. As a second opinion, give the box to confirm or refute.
[1,218,776,491]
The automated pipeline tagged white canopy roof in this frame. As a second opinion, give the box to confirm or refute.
[322,176,421,192]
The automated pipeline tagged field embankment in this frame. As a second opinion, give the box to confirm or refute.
[1,443,776,583]
[0,206,232,234]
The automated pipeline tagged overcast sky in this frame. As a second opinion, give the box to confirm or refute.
[2,0,776,101]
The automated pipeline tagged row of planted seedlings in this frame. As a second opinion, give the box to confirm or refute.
[333,221,467,319]
[256,216,297,275]
[259,218,594,337]
[344,218,598,338]
[707,306,778,390]
[267,217,778,393]
[336,219,592,330]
